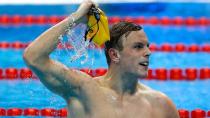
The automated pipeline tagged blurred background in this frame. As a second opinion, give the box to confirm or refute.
[0,0,210,117]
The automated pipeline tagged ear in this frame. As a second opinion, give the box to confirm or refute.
[108,48,120,63]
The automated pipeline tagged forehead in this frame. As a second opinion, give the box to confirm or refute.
[123,30,149,46]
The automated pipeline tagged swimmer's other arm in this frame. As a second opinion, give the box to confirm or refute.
[23,1,94,99]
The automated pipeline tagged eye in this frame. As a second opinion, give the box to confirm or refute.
[134,44,144,49]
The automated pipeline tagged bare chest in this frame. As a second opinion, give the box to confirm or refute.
[104,93,155,118]
[67,88,163,118]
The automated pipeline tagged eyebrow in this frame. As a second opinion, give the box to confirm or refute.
[133,42,150,47]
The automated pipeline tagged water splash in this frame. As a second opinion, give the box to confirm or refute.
[57,23,95,67]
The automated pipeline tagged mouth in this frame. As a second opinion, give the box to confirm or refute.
[139,61,149,67]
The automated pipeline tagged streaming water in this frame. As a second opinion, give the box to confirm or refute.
[56,23,96,68]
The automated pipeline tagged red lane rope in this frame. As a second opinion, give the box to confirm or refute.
[0,108,209,117]
[0,108,67,117]
[0,68,209,80]
[0,15,209,26]
[0,42,210,53]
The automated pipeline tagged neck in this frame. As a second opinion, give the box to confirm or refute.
[104,65,139,96]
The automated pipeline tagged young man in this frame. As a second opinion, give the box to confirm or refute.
[23,0,179,118]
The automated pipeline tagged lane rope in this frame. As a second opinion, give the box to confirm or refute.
[0,108,209,117]
[0,67,209,80]
[0,42,209,53]
[0,15,209,26]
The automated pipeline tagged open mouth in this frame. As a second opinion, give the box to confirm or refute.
[139,61,149,67]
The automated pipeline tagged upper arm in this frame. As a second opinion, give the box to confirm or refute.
[26,57,92,98]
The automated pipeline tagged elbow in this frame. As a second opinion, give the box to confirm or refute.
[23,47,40,67]
[23,48,49,68]
[23,48,35,66]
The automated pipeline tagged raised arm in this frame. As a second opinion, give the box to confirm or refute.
[23,0,94,99]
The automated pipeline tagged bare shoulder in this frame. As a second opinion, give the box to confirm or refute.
[154,90,179,118]
[138,82,153,90]
[138,85,179,118]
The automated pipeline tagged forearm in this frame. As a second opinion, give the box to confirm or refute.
[24,0,93,65]
[24,13,79,62]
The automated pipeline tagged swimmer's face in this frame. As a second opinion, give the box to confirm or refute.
[119,30,151,78]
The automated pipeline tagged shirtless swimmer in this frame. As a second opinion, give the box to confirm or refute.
[23,0,180,118]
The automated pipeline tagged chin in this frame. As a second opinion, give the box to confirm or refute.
[137,71,148,79]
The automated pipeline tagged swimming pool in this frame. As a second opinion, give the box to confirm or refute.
[0,2,210,117]
[0,50,210,105]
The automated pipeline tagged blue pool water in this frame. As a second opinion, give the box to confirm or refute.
[0,80,210,111]
[0,50,210,69]
[0,48,210,111]
[0,3,210,17]
[0,25,209,44]
[0,2,210,115]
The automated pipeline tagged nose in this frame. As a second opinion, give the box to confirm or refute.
[144,47,151,58]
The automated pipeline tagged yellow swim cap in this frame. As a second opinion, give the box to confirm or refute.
[85,7,110,46]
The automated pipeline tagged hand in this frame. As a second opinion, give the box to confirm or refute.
[74,0,95,23]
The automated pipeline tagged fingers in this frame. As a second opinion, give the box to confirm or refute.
[75,0,94,19]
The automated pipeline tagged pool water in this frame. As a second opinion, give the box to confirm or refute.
[0,79,210,111]
[0,49,210,110]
